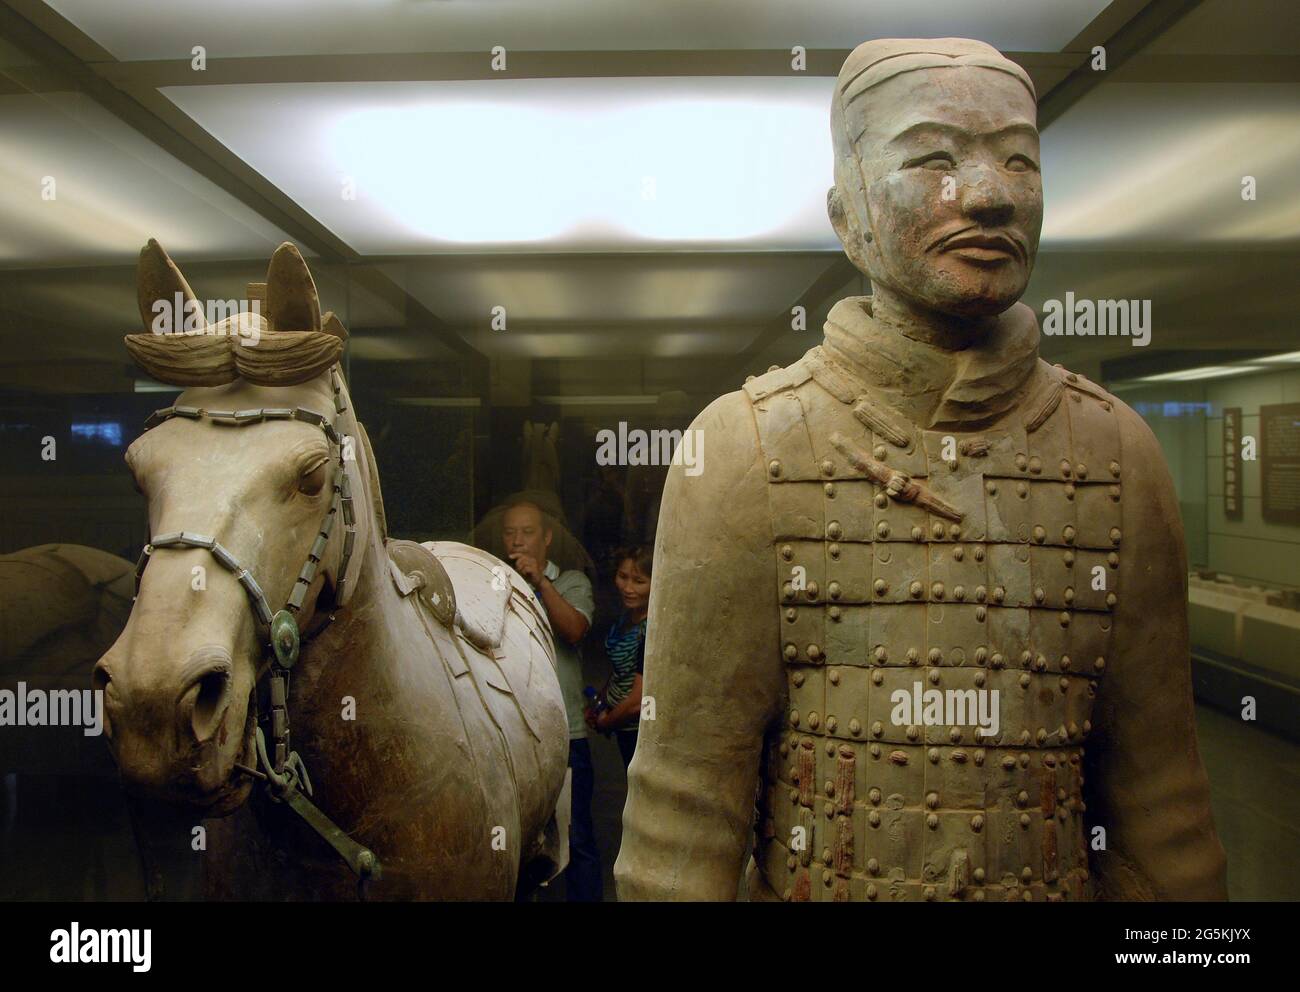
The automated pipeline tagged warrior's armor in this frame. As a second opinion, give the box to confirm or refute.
[744,309,1121,901]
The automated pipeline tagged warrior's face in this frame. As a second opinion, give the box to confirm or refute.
[834,65,1042,319]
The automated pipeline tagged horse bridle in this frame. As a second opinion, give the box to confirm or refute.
[132,369,381,891]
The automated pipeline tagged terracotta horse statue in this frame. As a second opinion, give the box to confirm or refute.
[94,240,568,900]
[1,543,132,778]
[521,420,561,495]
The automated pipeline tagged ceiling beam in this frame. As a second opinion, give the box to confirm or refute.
[29,48,1288,91]
[83,48,1077,88]
[6,43,1074,97]
[1038,0,1207,128]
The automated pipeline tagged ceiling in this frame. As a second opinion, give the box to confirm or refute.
[0,0,1297,396]
[43,0,1112,58]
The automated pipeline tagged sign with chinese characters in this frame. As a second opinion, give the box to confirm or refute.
[1223,407,1242,520]
[1261,403,1300,526]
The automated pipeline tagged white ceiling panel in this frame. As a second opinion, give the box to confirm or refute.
[0,91,295,265]
[164,77,841,252]
[46,0,1112,60]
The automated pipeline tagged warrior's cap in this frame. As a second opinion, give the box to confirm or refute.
[835,38,1036,147]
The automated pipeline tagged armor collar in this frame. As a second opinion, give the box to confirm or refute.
[814,295,1041,430]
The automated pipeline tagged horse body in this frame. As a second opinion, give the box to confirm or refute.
[99,241,568,900]
[200,531,566,900]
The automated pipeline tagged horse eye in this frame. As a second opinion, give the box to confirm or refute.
[298,459,328,496]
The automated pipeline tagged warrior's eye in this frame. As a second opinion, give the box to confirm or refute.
[1005,154,1039,173]
[905,152,955,170]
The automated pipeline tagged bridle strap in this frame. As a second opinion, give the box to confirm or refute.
[135,530,277,624]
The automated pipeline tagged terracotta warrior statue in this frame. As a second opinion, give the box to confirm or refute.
[615,38,1227,902]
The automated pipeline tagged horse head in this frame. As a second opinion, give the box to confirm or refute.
[95,240,377,815]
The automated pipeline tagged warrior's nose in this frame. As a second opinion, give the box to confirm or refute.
[177,645,234,744]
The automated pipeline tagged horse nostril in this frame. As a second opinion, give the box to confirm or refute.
[189,669,231,743]
[179,650,234,744]
[91,662,114,739]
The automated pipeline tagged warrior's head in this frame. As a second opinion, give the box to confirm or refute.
[828,38,1042,322]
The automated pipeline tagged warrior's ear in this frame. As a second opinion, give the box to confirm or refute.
[137,238,199,331]
[265,242,321,334]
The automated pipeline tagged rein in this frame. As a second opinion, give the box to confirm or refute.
[132,369,382,895]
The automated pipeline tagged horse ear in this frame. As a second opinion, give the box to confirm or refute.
[320,310,348,342]
[547,421,559,443]
[265,242,321,333]
[523,421,533,440]
[136,239,199,331]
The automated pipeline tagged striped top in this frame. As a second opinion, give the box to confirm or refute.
[604,611,647,713]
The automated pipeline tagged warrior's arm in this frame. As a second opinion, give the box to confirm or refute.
[614,391,784,900]
[1086,404,1227,900]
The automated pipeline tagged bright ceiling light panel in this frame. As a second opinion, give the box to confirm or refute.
[165,78,838,252]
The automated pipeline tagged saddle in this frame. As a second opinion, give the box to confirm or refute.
[385,539,511,651]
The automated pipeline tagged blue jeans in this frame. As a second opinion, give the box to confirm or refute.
[566,738,602,901]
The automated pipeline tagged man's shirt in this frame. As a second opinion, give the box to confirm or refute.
[541,559,594,740]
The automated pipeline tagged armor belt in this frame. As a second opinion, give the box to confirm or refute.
[744,357,1123,903]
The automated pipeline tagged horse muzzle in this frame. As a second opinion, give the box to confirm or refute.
[94,644,259,812]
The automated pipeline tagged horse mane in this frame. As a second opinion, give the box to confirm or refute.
[125,323,343,388]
